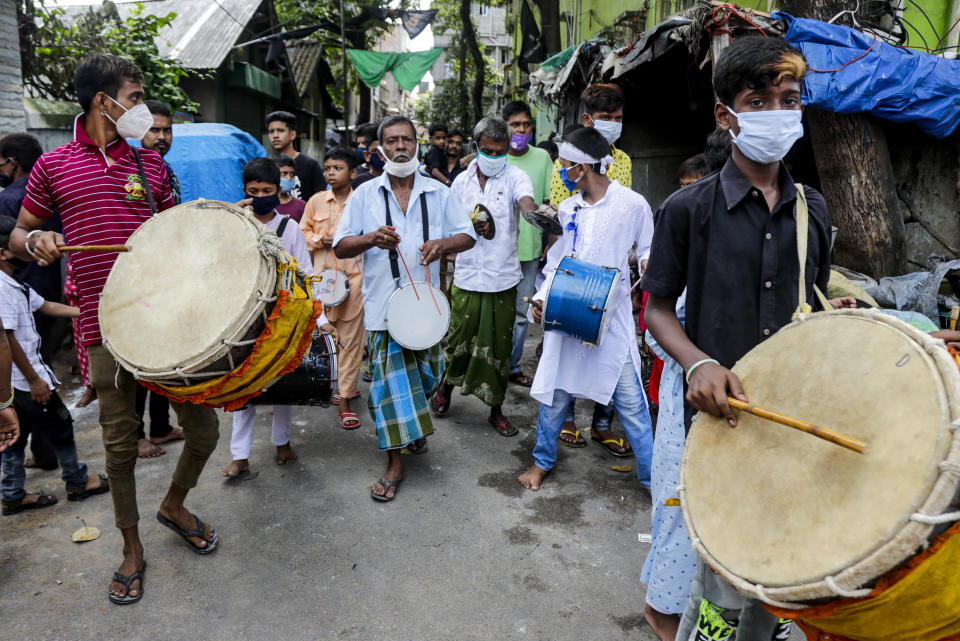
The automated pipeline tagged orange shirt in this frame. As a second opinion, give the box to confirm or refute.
[301,189,363,322]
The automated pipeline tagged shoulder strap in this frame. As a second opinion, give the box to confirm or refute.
[420,192,429,244]
[792,183,832,320]
[131,147,157,216]
[382,189,400,282]
[276,214,290,239]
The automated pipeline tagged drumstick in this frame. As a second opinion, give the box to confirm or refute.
[57,245,130,253]
[523,296,543,311]
[423,262,442,316]
[726,397,867,454]
[396,250,420,301]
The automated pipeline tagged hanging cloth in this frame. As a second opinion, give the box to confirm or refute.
[347,48,443,92]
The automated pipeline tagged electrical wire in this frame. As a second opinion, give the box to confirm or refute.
[707,4,768,36]
[903,0,943,47]
[934,12,960,51]
[808,30,879,73]
[213,0,248,31]
[898,15,932,51]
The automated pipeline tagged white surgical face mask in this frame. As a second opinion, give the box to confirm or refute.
[726,106,804,165]
[589,116,622,144]
[379,143,420,178]
[475,144,508,177]
[104,95,154,140]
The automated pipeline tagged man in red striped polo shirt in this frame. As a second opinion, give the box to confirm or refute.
[11,54,221,606]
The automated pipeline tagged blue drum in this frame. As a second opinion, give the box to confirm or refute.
[542,256,620,347]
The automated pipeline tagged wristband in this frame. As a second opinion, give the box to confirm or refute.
[0,387,14,410]
[24,230,42,259]
[685,358,719,384]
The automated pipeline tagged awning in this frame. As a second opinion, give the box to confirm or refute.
[606,16,692,79]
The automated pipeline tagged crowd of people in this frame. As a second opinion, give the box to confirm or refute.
[0,36,897,641]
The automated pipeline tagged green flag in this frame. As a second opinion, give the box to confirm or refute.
[347,48,443,92]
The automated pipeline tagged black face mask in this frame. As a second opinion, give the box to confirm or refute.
[0,172,11,189]
[249,194,280,216]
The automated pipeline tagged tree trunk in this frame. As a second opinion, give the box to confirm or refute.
[533,0,562,54]
[461,0,485,124]
[781,0,907,278]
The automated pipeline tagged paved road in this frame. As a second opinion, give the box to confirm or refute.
[2,325,668,641]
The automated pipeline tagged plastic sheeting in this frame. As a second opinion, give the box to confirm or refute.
[129,123,267,203]
[865,259,960,324]
[773,12,960,138]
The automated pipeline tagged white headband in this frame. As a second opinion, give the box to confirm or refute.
[558,141,614,176]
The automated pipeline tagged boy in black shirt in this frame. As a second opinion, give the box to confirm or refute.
[643,37,853,641]
[424,122,450,185]
[265,110,325,200]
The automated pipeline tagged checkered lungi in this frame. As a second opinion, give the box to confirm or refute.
[366,330,443,450]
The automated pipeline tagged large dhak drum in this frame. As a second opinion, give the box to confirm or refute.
[99,199,322,409]
[679,309,960,641]
[385,281,451,351]
[247,331,335,406]
[542,256,619,347]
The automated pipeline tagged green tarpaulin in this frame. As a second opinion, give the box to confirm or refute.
[347,48,443,92]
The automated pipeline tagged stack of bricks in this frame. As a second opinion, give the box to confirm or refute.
[0,2,24,135]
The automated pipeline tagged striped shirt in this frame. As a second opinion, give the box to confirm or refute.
[23,115,175,346]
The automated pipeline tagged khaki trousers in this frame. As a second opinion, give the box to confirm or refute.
[334,313,365,397]
[88,345,220,529]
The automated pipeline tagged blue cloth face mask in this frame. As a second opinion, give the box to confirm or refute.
[280,177,296,193]
[727,106,804,165]
[249,193,280,216]
[557,164,582,192]
[475,144,508,177]
[588,115,622,144]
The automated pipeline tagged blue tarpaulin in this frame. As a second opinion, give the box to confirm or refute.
[773,12,960,138]
[128,123,266,203]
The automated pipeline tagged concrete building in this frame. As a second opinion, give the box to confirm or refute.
[0,2,25,134]
[431,2,513,117]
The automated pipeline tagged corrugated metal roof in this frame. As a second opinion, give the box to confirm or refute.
[285,40,322,97]
[64,0,264,69]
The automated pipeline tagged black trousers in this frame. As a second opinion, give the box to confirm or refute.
[135,385,172,440]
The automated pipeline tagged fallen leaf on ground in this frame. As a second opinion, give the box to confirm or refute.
[71,525,101,543]
[610,465,632,473]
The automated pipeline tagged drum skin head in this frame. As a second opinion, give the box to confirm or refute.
[316,269,349,307]
[682,312,952,589]
[385,282,450,351]
[100,202,265,371]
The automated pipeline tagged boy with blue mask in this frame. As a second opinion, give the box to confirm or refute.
[223,157,322,480]
[644,37,855,641]
[430,117,538,436]
[275,155,306,222]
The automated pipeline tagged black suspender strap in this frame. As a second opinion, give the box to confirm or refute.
[131,147,157,216]
[381,189,431,285]
[276,214,291,239]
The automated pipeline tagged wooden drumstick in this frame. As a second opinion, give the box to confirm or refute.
[523,296,543,311]
[57,245,130,253]
[726,397,867,454]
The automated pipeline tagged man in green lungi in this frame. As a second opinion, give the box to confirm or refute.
[430,117,537,436]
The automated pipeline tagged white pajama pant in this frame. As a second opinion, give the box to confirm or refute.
[230,405,292,461]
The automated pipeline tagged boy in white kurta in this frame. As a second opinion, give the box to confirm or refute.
[519,127,655,491]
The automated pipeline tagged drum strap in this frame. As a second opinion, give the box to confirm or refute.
[793,184,832,320]
[276,214,291,239]
[382,189,429,284]
[131,147,157,217]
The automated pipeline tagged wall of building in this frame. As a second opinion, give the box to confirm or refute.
[0,3,25,134]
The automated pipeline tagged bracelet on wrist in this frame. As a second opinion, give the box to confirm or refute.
[685,358,720,384]
[0,388,14,410]
[24,230,42,259]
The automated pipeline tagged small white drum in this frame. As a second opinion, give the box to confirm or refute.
[385,281,450,350]
[314,268,349,307]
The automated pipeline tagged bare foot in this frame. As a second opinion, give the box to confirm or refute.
[276,443,297,465]
[150,428,184,445]
[220,459,249,478]
[157,504,215,550]
[518,465,548,491]
[644,604,680,641]
[137,438,165,458]
[109,546,144,601]
[76,386,97,408]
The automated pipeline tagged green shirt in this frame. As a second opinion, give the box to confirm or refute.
[507,146,554,261]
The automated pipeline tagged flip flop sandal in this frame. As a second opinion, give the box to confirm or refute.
[339,412,361,430]
[558,428,587,449]
[156,512,220,554]
[430,392,451,417]
[407,438,429,455]
[332,391,362,406]
[370,477,402,502]
[362,371,373,383]
[509,372,533,388]
[2,492,58,516]
[108,560,146,606]
[488,416,519,437]
[67,474,110,501]
[590,436,633,458]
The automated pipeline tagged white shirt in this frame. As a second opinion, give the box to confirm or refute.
[530,180,654,405]
[265,212,314,276]
[333,171,476,331]
[450,161,534,293]
[0,271,59,391]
